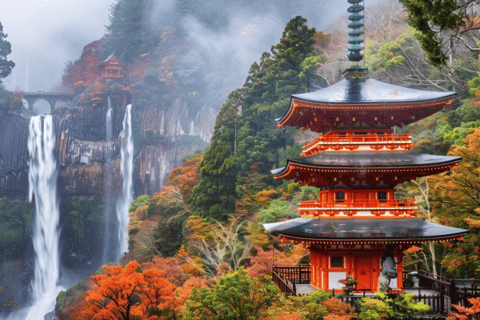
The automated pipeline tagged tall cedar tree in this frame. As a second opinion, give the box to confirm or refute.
[103,0,158,62]
[189,16,318,219]
[0,22,14,83]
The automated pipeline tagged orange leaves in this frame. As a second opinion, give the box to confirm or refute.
[142,257,186,286]
[450,297,480,319]
[166,156,202,199]
[323,297,356,317]
[406,246,422,253]
[449,258,467,270]
[186,216,216,241]
[62,39,104,89]
[78,261,178,320]
[430,128,480,226]
[324,314,352,320]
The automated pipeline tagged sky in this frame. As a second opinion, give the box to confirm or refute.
[0,0,112,91]
[0,0,351,95]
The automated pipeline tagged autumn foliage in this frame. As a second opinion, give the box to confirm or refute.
[71,260,208,320]
[449,297,480,319]
[72,261,177,320]
[62,39,105,89]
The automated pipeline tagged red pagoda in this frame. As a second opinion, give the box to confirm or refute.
[100,53,124,79]
[264,0,468,294]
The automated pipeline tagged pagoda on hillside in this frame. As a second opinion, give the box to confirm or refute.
[100,53,124,79]
[264,0,468,293]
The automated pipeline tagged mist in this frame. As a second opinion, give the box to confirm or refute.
[153,0,351,108]
[0,0,112,92]
[0,0,350,100]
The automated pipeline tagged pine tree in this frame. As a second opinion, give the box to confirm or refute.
[0,22,14,83]
[103,0,157,62]
[189,16,320,219]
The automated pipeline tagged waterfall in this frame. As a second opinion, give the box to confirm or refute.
[102,99,114,263]
[26,115,63,320]
[115,104,133,260]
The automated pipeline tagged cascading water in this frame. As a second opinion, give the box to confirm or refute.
[115,104,133,261]
[26,115,63,320]
[102,99,114,263]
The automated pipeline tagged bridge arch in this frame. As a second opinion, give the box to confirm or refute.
[22,91,74,114]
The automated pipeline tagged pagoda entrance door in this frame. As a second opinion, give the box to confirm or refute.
[355,257,373,291]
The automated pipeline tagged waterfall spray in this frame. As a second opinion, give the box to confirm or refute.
[25,115,63,320]
[115,104,133,260]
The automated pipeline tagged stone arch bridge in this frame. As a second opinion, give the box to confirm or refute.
[22,91,75,113]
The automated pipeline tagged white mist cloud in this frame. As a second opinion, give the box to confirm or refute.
[0,0,112,91]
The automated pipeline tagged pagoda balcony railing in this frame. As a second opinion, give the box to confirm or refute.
[298,199,418,217]
[303,133,412,151]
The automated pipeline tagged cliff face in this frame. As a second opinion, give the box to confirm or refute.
[0,97,215,309]
[0,95,215,199]
[0,111,30,199]
[135,99,214,195]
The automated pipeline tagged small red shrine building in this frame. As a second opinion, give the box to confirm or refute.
[100,53,124,79]
[264,75,469,293]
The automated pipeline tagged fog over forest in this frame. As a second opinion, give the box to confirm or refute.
[1,0,349,107]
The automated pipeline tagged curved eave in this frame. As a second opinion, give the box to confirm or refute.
[264,218,469,243]
[276,96,454,130]
[275,77,457,130]
[272,153,462,180]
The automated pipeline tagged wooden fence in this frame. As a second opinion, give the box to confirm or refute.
[272,268,296,296]
[272,265,311,284]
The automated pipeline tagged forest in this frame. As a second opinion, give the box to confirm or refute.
[3,0,480,319]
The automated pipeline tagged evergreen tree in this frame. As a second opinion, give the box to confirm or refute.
[0,22,14,83]
[189,16,320,219]
[399,0,468,67]
[103,0,158,62]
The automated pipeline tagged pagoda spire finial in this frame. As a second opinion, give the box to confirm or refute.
[343,0,368,77]
[347,0,364,62]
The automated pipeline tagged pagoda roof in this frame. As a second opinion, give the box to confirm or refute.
[291,78,456,106]
[264,218,468,242]
[103,52,116,64]
[276,78,456,132]
[272,152,461,187]
[272,152,461,175]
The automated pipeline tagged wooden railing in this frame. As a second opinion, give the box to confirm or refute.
[272,269,296,296]
[302,133,413,155]
[273,265,311,284]
[299,199,418,217]
[299,199,416,209]
[304,133,411,147]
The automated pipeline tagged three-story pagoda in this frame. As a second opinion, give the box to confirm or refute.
[264,0,468,293]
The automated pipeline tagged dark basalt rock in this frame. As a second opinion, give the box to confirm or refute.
[0,112,30,199]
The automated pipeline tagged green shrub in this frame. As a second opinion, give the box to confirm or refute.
[359,292,430,320]
[358,297,391,320]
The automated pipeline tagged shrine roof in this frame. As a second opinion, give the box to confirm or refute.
[264,218,468,241]
[271,152,461,175]
[103,52,115,63]
[290,78,456,106]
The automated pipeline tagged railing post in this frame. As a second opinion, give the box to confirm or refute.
[441,285,445,314]
[450,280,457,306]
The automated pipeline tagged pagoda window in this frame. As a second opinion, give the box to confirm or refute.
[355,132,367,135]
[331,257,343,268]
[378,132,384,135]
[338,132,346,136]
[378,191,387,201]
[336,192,345,202]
